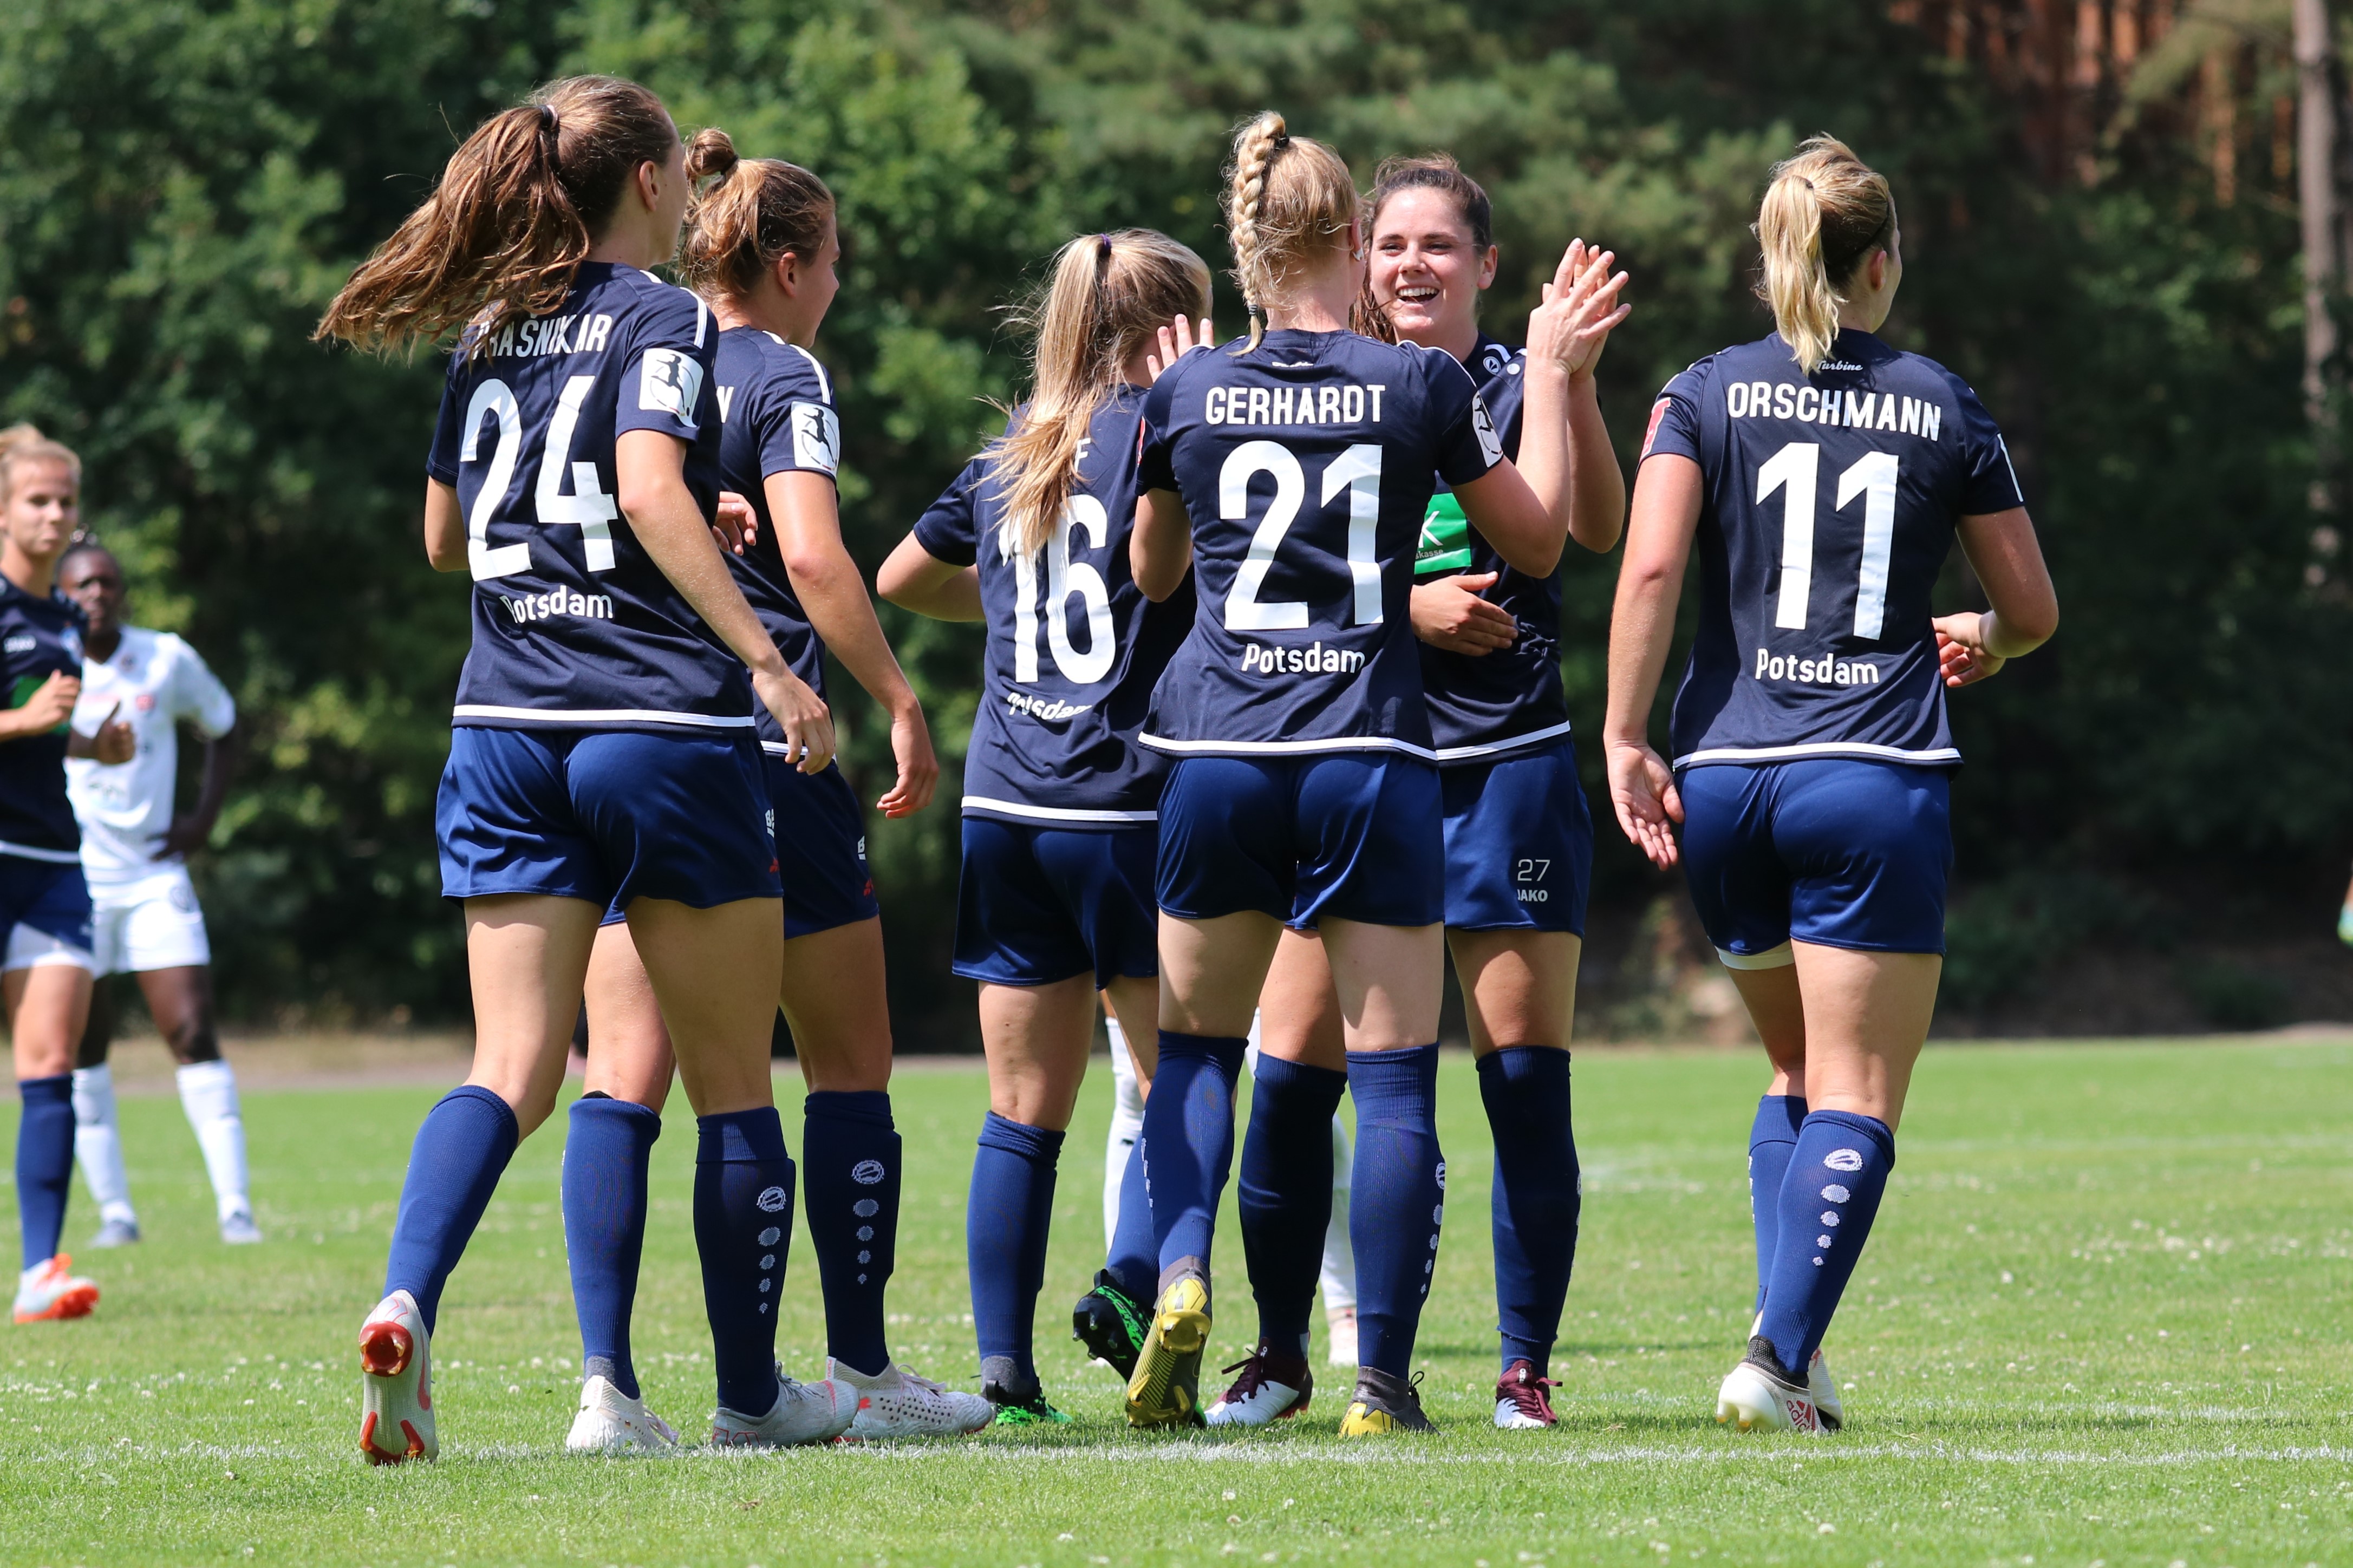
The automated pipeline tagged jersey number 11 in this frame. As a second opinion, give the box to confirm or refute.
[1756,441,1898,641]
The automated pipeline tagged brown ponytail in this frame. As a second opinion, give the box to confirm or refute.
[1755,135,1895,375]
[317,76,679,354]
[675,128,836,302]
[1223,111,1360,351]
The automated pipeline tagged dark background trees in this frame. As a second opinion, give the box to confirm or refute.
[1,0,2343,1042]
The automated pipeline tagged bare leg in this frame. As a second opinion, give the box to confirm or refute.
[133,966,220,1065]
[1157,910,1284,1036]
[1728,963,1809,1098]
[979,976,1097,1130]
[460,895,602,1135]
[7,964,93,1081]
[1256,927,1346,1070]
[1785,943,1940,1130]
[778,917,892,1094]
[581,920,675,1111]
[1318,918,1443,1053]
[623,898,784,1116]
[1448,930,1579,1056]
[1100,972,1159,1088]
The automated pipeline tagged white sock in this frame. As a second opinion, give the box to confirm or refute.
[175,1060,251,1222]
[1104,1017,1144,1250]
[1320,1112,1357,1310]
[70,1064,139,1229]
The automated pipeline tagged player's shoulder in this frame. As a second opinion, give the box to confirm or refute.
[604,265,712,343]
[1880,340,1986,408]
[1471,335,1522,386]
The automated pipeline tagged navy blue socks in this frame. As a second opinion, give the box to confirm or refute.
[15,1074,73,1269]
[693,1107,794,1417]
[383,1084,519,1332]
[562,1093,662,1399]
[1478,1047,1579,1375]
[1757,1108,1895,1380]
[1139,1031,1248,1273]
[967,1112,1064,1385]
[1237,1054,1348,1359]
[1346,1044,1445,1378]
[1746,1094,1808,1315]
[803,1090,898,1376]
[1104,1130,1155,1301]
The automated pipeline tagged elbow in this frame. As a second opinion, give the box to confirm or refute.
[425,545,468,574]
[780,545,845,589]
[2010,600,2059,649]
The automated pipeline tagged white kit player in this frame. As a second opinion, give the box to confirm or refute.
[57,543,254,1246]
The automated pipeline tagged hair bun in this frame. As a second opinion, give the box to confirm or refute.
[686,127,739,184]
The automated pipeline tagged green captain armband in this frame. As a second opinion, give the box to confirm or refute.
[1416,493,1472,577]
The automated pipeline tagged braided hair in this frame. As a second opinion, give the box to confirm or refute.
[1222,111,1360,351]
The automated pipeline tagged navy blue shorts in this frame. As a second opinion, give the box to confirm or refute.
[1439,739,1592,935]
[0,855,93,960]
[439,726,781,911]
[1157,754,1443,929]
[1677,758,1952,963]
[953,818,1158,988]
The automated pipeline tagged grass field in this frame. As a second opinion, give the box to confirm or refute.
[3,1037,2350,1567]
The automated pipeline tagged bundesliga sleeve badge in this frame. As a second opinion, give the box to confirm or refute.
[639,348,706,423]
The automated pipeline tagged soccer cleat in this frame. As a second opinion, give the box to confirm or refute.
[1124,1262,1210,1429]
[564,1374,679,1455]
[1325,1305,1358,1368]
[1072,1270,1150,1380]
[1807,1348,1844,1431]
[829,1358,996,1440]
[13,1255,99,1323]
[1715,1337,1822,1434]
[88,1218,141,1250]
[219,1208,263,1246]
[710,1365,855,1447]
[1493,1359,1560,1429]
[356,1290,435,1464]
[1338,1366,1436,1436]
[1204,1343,1311,1428]
[980,1355,1073,1428]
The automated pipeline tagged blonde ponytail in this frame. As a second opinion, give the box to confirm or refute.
[1754,135,1895,375]
[994,230,1211,558]
[1222,111,1359,351]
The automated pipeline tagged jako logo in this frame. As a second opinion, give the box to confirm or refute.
[1434,1159,1448,1192]
[755,1185,789,1212]
[1823,1148,1866,1173]
[851,1160,886,1185]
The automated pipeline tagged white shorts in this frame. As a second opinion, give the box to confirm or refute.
[89,865,213,977]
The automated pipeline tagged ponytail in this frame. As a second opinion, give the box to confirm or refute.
[1222,111,1359,352]
[1754,135,1895,376]
[675,129,836,302]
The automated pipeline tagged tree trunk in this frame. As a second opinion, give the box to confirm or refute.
[2295,0,2341,452]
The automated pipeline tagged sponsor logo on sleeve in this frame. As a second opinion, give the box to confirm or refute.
[1640,397,1671,459]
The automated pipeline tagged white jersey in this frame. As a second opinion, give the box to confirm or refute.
[66,626,236,886]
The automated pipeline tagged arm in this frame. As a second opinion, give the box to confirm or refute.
[615,428,835,773]
[878,533,983,622]
[1602,453,1704,869]
[1933,508,2058,687]
[770,469,936,816]
[1499,242,1633,571]
[1410,573,1517,656]
[1130,489,1192,602]
[423,480,467,573]
[156,721,240,859]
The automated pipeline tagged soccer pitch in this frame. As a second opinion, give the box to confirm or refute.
[3,1039,2349,1566]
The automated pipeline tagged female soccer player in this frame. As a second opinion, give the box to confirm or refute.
[560,131,989,1445]
[1123,110,1593,1434]
[318,76,838,1464]
[1606,135,2057,1433]
[1,429,134,1325]
[879,229,1209,1424]
[1208,155,1627,1433]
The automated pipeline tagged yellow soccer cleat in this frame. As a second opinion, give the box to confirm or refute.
[1124,1263,1210,1428]
[1338,1366,1436,1436]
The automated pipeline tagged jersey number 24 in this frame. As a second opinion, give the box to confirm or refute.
[460,375,621,582]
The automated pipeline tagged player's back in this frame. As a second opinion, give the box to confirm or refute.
[714,325,836,708]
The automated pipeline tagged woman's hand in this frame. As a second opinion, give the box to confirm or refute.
[88,703,134,764]
[714,490,758,555]
[1146,315,1216,381]
[19,671,80,734]
[1607,739,1684,870]
[1524,240,1631,384]
[876,700,939,818]
[753,668,836,775]
[1932,612,2007,688]
[1410,574,1517,655]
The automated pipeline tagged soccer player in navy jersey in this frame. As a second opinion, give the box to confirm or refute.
[1123,110,1599,1435]
[0,429,134,1327]
[318,77,837,1464]
[1215,155,1628,1433]
[879,229,1212,1425]
[1606,136,2057,1433]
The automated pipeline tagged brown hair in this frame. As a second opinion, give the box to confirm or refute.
[675,128,837,300]
[0,423,80,505]
[1368,154,1493,252]
[1223,112,1360,351]
[994,231,1212,557]
[1755,134,1896,375]
[317,76,679,354]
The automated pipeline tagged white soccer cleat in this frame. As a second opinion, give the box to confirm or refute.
[709,1366,854,1447]
[1204,1347,1311,1428]
[1716,1350,1822,1435]
[220,1208,263,1246]
[13,1255,99,1323]
[829,1358,996,1440]
[1325,1306,1359,1368]
[1807,1348,1844,1430]
[565,1374,679,1454]
[88,1218,141,1250]
[357,1290,436,1464]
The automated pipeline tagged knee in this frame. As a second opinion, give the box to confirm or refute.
[168,1019,221,1066]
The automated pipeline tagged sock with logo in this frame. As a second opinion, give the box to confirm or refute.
[1346,1044,1445,1379]
[1139,1031,1248,1274]
[382,1085,519,1333]
[15,1075,75,1269]
[967,1112,1064,1386]
[803,1090,898,1376]
[1236,1054,1348,1360]
[1757,1109,1895,1381]
[562,1093,662,1399]
[175,1059,251,1224]
[693,1107,795,1417]
[70,1064,138,1231]
[1479,1046,1580,1376]
[1747,1094,1808,1316]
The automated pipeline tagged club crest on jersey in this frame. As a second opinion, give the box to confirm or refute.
[640,349,705,421]
[792,402,841,474]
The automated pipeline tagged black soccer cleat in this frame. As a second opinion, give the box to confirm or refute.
[1071,1269,1150,1381]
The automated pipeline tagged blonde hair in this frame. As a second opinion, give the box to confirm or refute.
[0,424,80,505]
[1755,135,1896,375]
[1223,112,1360,351]
[993,231,1212,558]
[675,128,836,300]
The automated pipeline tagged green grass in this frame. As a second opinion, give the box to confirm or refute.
[4,1038,2351,1567]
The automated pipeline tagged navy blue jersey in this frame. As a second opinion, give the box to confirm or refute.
[1136,330,1503,757]
[714,326,838,741]
[426,262,744,734]
[914,385,1194,824]
[0,578,86,858]
[1411,334,1575,762]
[1642,327,2023,769]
